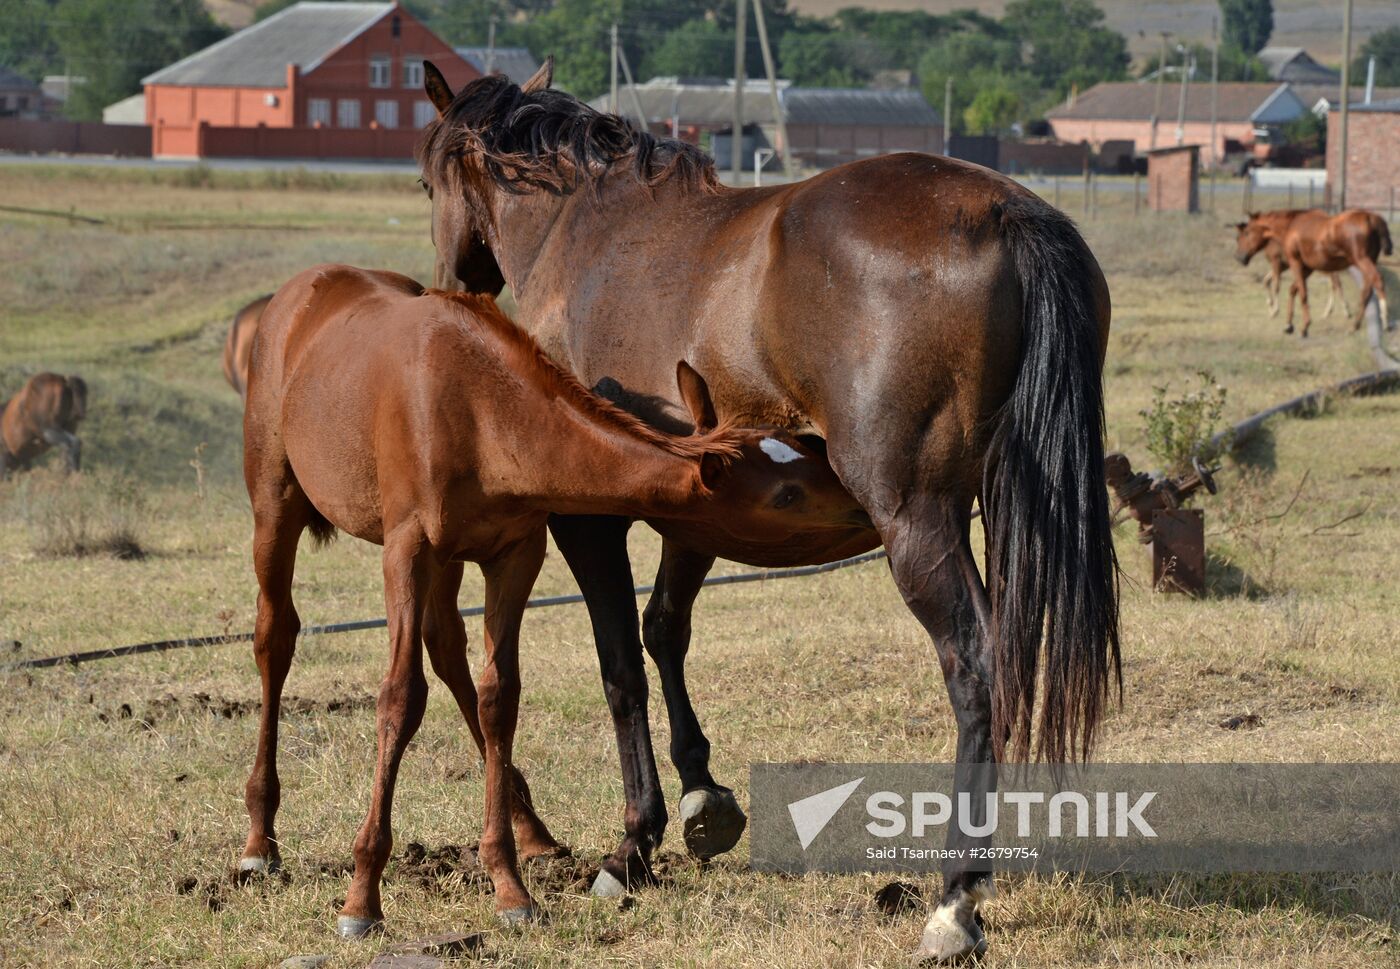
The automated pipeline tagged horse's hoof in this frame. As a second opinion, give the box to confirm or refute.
[238,855,280,875]
[912,906,987,963]
[680,786,747,859]
[590,867,627,898]
[335,914,383,940]
[497,905,538,926]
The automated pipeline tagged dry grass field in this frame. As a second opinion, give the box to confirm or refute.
[0,164,1397,968]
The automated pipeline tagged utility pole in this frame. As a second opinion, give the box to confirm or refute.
[943,76,953,155]
[1174,45,1191,146]
[751,0,793,178]
[732,0,747,183]
[485,16,497,74]
[610,23,619,114]
[616,40,648,131]
[1209,16,1219,168]
[1150,32,1168,150]
[1339,0,1353,210]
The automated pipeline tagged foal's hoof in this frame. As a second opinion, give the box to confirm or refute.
[335,914,384,940]
[680,786,747,860]
[238,855,281,875]
[912,908,987,963]
[590,867,627,898]
[497,905,539,926]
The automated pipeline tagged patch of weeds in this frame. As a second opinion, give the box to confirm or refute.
[7,468,150,559]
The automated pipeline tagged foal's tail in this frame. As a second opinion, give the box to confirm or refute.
[983,193,1121,763]
[1377,215,1393,258]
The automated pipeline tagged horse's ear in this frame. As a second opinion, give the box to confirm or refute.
[423,61,454,115]
[520,55,554,93]
[676,360,718,433]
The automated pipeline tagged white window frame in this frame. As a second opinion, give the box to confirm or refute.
[307,98,331,126]
[374,99,398,129]
[403,58,424,89]
[336,98,361,128]
[413,99,436,129]
[369,55,391,89]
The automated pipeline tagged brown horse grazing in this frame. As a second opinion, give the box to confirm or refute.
[418,61,1120,962]
[239,264,864,935]
[1,372,87,479]
[1234,209,1393,337]
[1244,223,1347,319]
[222,294,271,399]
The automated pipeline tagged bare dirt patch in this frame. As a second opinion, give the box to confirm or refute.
[95,690,375,725]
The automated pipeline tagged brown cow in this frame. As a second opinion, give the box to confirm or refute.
[1235,209,1393,337]
[1,372,87,478]
[222,294,271,399]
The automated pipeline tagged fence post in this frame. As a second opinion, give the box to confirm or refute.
[1309,180,1315,209]
[1134,171,1141,216]
[1391,185,1395,224]
[1053,174,1060,209]
[1243,173,1252,214]
[1082,158,1090,217]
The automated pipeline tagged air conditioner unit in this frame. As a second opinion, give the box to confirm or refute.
[264,93,279,107]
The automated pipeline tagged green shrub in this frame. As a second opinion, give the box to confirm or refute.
[1140,371,1232,475]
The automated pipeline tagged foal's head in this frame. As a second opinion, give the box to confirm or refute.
[1232,214,1273,265]
[675,364,870,541]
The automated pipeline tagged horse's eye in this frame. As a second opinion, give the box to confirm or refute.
[773,485,801,510]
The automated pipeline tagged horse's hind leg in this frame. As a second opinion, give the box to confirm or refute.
[1354,260,1387,332]
[548,513,667,896]
[423,560,562,859]
[641,542,747,860]
[339,523,431,938]
[239,473,311,874]
[40,428,80,473]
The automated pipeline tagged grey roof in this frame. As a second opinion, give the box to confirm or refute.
[782,88,940,127]
[1347,98,1400,113]
[1292,83,1400,111]
[587,77,788,126]
[1047,81,1303,124]
[0,66,40,91]
[1257,47,1340,84]
[455,47,539,84]
[142,2,393,87]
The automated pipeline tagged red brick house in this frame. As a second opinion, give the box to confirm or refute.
[143,1,479,159]
[1327,99,1400,212]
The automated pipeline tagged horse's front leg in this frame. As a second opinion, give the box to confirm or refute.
[642,541,747,860]
[548,513,668,896]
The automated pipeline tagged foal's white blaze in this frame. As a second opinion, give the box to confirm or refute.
[760,437,803,464]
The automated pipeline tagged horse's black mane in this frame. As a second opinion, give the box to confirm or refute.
[416,73,718,196]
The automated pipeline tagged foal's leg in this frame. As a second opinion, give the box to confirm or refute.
[641,542,746,859]
[1353,259,1387,332]
[422,560,562,858]
[338,524,431,938]
[1296,266,1315,338]
[548,514,667,896]
[476,530,547,922]
[239,488,311,873]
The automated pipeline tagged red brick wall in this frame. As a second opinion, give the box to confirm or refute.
[299,6,478,131]
[1048,117,1254,163]
[0,119,150,156]
[1148,147,1199,212]
[147,82,292,128]
[1327,110,1400,211]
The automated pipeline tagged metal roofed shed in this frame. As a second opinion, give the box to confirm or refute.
[455,47,540,84]
[143,2,394,87]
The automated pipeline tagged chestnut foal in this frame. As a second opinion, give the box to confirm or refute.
[239,265,862,935]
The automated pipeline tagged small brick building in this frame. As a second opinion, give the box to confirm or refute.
[143,1,479,159]
[1327,99,1400,212]
[1147,144,1200,213]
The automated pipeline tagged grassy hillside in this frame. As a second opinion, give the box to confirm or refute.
[1,164,1397,967]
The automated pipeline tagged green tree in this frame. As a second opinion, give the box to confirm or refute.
[1002,0,1128,96]
[52,0,226,119]
[918,31,1027,134]
[639,18,732,79]
[963,85,1021,135]
[0,0,61,83]
[779,28,857,87]
[1220,0,1273,56]
[1355,26,1400,87]
[1140,42,1268,83]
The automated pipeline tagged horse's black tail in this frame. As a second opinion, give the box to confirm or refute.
[983,193,1121,763]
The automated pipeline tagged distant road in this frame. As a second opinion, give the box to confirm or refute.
[0,152,419,176]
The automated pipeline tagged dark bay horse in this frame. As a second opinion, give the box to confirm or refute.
[1,372,87,479]
[1234,209,1393,337]
[240,264,862,935]
[418,62,1120,962]
[222,294,271,399]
